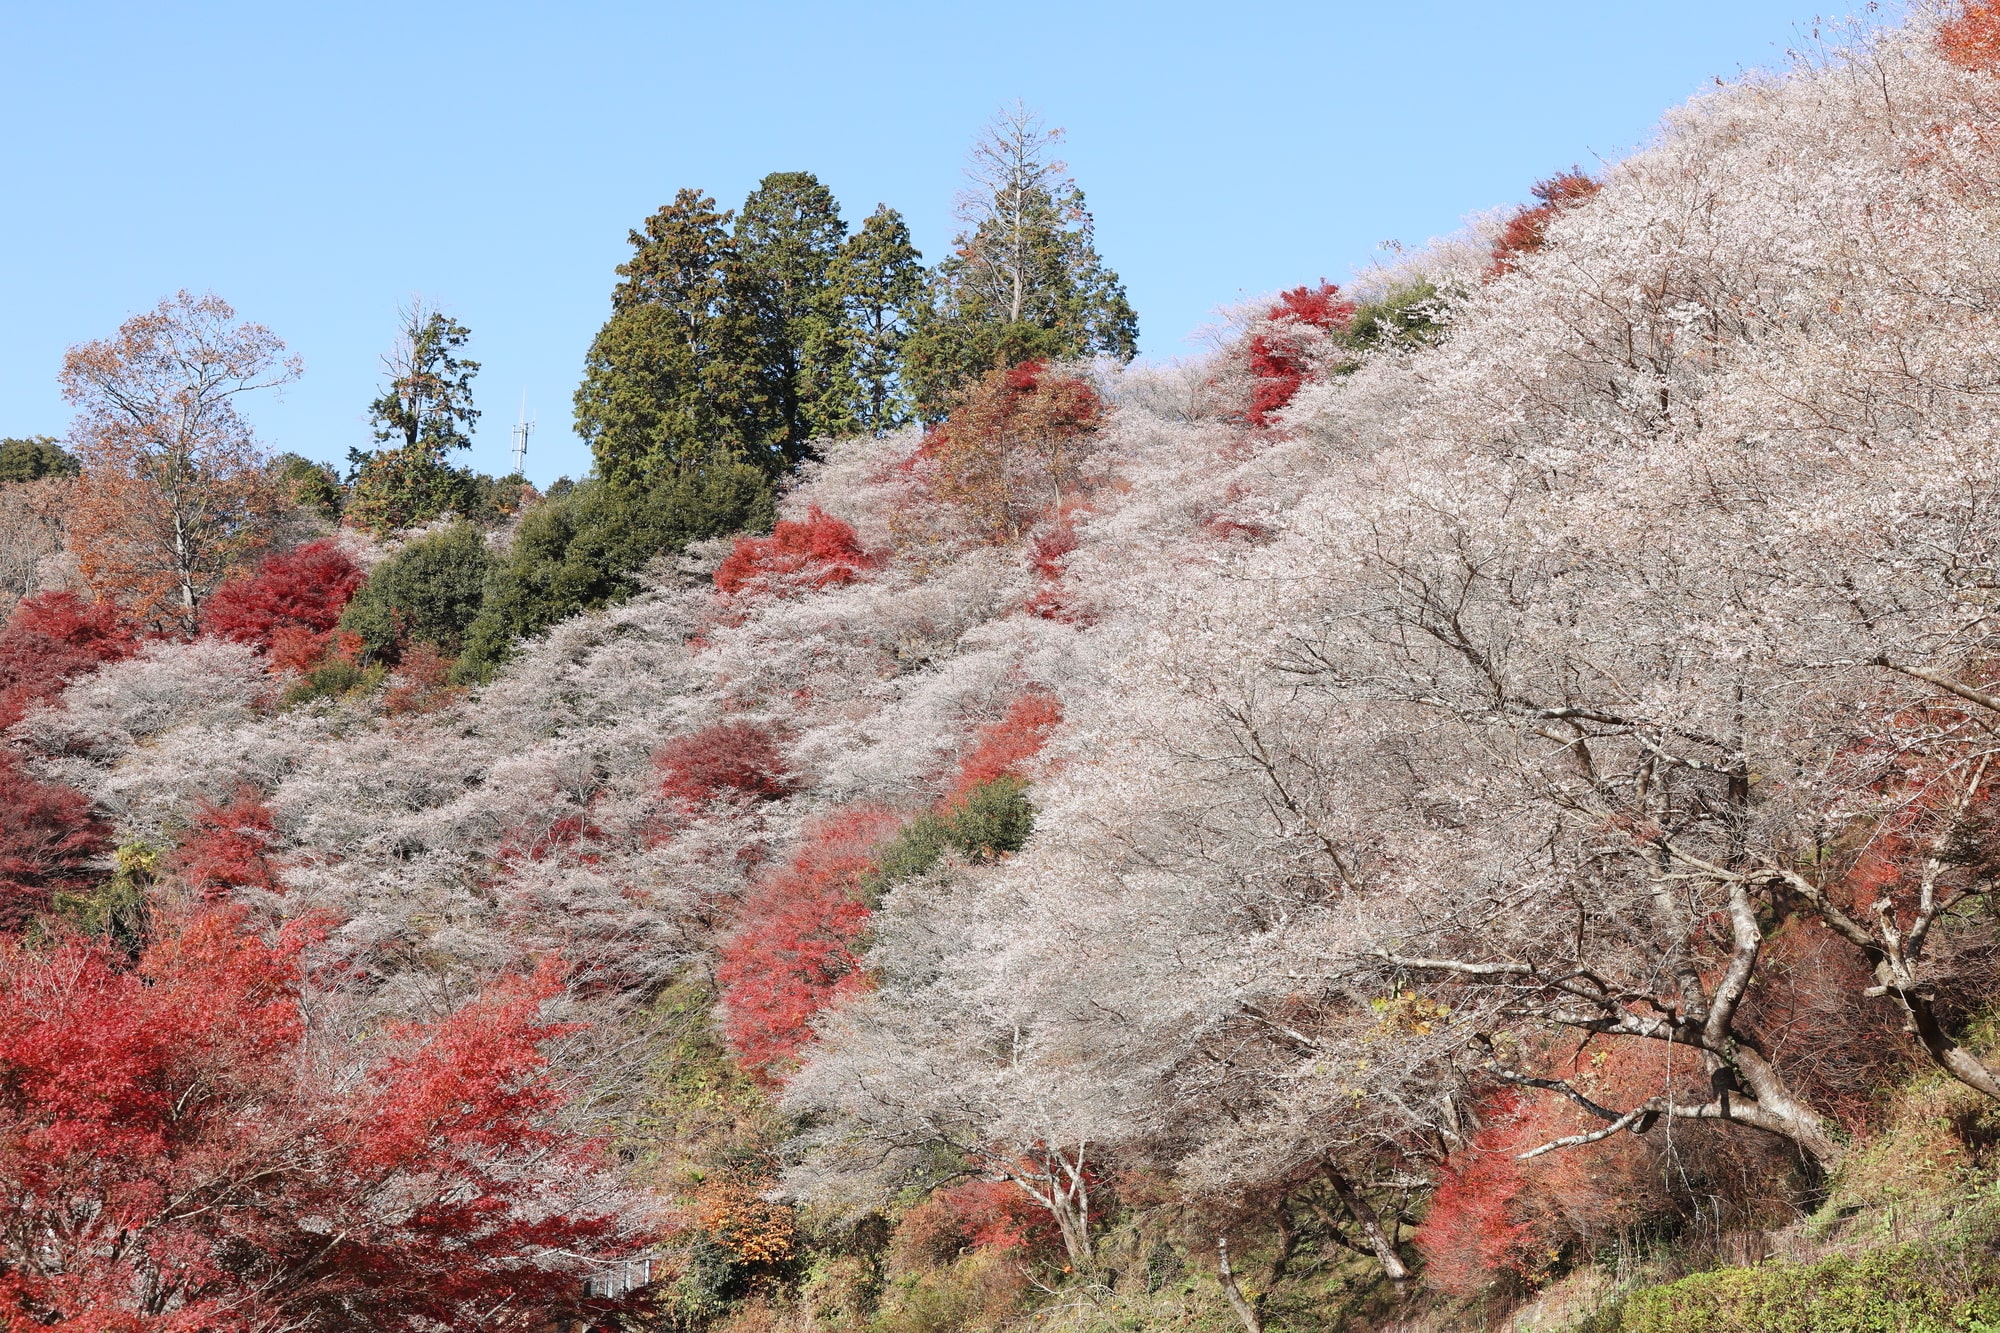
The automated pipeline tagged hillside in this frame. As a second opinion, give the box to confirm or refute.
[14,6,2000,1331]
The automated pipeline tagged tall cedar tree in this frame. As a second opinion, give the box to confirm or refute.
[728,171,854,468]
[348,306,483,533]
[575,190,748,482]
[60,292,297,635]
[831,205,926,433]
[904,104,1137,419]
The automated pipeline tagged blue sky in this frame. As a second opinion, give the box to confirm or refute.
[1,1,1880,486]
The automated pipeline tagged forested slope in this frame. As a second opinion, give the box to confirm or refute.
[16,6,2000,1331]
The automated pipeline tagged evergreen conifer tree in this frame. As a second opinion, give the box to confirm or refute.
[905,104,1138,418]
[347,305,483,534]
[574,190,746,482]
[830,205,925,434]
[727,171,853,468]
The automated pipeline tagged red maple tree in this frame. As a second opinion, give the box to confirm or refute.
[714,507,878,599]
[0,750,110,935]
[199,538,366,670]
[655,721,799,809]
[1486,171,1602,278]
[1940,0,2000,69]
[716,807,903,1078]
[0,590,137,728]
[0,908,648,1332]
[1244,284,1356,428]
[948,692,1063,799]
[170,787,283,902]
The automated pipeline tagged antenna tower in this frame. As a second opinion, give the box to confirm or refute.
[510,392,535,477]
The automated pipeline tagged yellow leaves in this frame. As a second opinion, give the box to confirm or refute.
[1369,990,1452,1036]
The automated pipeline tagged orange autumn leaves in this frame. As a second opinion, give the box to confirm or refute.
[61,291,299,635]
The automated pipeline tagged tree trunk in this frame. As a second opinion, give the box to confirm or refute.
[1215,1236,1262,1333]
[1322,1160,1410,1288]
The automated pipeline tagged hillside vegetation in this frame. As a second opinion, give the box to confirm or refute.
[14,6,2000,1331]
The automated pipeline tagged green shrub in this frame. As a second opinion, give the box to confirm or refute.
[1576,1236,2000,1333]
[861,778,1036,904]
[281,658,384,706]
[454,462,773,681]
[1338,279,1446,354]
[44,842,154,957]
[338,522,493,663]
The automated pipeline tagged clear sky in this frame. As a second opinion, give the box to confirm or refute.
[0,1,1882,487]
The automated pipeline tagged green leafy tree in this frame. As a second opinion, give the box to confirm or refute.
[575,191,747,483]
[830,205,925,434]
[347,306,483,534]
[455,462,772,681]
[269,454,343,521]
[0,437,79,484]
[337,521,494,662]
[904,103,1138,418]
[726,171,853,467]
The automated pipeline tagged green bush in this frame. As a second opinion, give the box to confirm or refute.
[1576,1238,2000,1333]
[338,522,494,663]
[1338,279,1446,354]
[454,462,772,681]
[280,659,384,707]
[861,778,1037,904]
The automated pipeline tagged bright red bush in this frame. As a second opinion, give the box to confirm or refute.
[714,507,877,599]
[0,909,643,1330]
[199,538,366,664]
[949,692,1063,799]
[1416,1092,1547,1295]
[656,721,799,809]
[0,590,137,728]
[171,788,281,902]
[1244,283,1356,428]
[0,749,109,934]
[937,1177,1061,1255]
[1487,171,1602,278]
[717,807,903,1079]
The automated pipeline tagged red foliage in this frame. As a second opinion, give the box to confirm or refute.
[656,721,799,809]
[1487,171,1602,278]
[199,538,366,665]
[1941,1,2000,70]
[0,749,109,935]
[0,590,137,728]
[937,1177,1061,1255]
[906,364,1107,545]
[0,909,643,1331]
[717,807,903,1079]
[171,788,282,902]
[1244,283,1355,428]
[1414,1092,1544,1295]
[1024,523,1083,621]
[949,693,1063,799]
[497,811,606,866]
[714,507,878,600]
[1418,1044,1699,1296]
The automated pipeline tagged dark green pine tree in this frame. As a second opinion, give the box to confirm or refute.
[574,189,748,483]
[830,205,925,434]
[726,171,852,469]
[904,104,1138,419]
